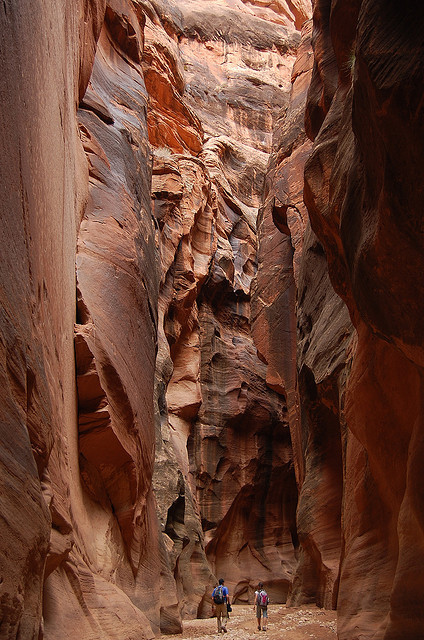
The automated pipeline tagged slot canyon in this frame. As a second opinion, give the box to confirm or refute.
[0,1,423,639]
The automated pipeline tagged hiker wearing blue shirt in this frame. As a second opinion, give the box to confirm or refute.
[211,578,229,633]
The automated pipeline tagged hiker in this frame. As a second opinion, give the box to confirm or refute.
[212,578,230,633]
[253,582,269,631]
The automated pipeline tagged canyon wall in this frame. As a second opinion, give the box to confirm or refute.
[251,16,349,613]
[252,1,424,637]
[0,1,178,638]
[2,1,424,639]
[0,0,308,637]
[143,0,309,607]
[0,2,105,638]
[308,2,424,637]
[268,0,424,638]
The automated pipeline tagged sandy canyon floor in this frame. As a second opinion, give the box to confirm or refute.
[165,605,337,640]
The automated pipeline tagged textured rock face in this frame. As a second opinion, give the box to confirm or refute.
[251,19,314,482]
[298,1,424,637]
[143,0,309,607]
[290,222,351,610]
[0,1,104,637]
[0,0,309,637]
[0,1,173,637]
[255,4,424,637]
[251,17,351,612]
[72,3,177,637]
[250,19,314,600]
[9,1,424,638]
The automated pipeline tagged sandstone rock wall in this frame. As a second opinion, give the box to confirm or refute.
[4,1,423,638]
[255,4,424,638]
[288,1,424,637]
[251,15,351,611]
[74,2,179,637]
[0,1,175,637]
[0,0,309,637]
[0,1,104,637]
[143,0,309,607]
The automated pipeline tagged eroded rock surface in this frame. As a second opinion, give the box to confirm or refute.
[143,0,308,607]
[73,2,180,636]
[0,0,309,637]
[253,4,424,638]
[297,1,424,637]
[0,1,104,637]
[250,16,350,612]
[4,1,423,639]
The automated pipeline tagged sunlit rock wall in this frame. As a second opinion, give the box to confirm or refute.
[74,2,181,637]
[0,1,177,637]
[0,1,105,638]
[141,0,311,607]
[0,0,311,636]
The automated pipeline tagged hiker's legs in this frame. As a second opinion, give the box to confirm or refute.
[216,604,226,632]
[221,606,228,631]
[256,604,261,630]
[262,607,268,630]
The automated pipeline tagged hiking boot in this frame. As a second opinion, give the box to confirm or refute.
[222,628,227,633]
[257,626,261,631]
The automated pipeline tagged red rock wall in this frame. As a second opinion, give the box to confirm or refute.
[0,1,175,637]
[255,4,424,638]
[73,2,180,637]
[251,16,350,611]
[0,0,310,636]
[286,0,424,637]
[143,0,310,608]
[0,1,104,637]
[8,1,423,638]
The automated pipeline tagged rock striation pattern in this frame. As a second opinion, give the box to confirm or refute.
[253,2,424,638]
[0,1,105,637]
[276,1,424,638]
[143,0,309,608]
[73,3,178,637]
[251,15,351,612]
[0,0,309,637]
[2,0,424,639]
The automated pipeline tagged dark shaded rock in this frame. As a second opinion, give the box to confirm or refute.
[299,1,424,637]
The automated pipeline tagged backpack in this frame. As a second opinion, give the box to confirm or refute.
[213,585,224,604]
[258,590,269,608]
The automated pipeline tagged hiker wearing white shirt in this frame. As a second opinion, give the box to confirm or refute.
[253,581,269,631]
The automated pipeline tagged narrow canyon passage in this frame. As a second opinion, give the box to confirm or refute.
[1,2,424,640]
